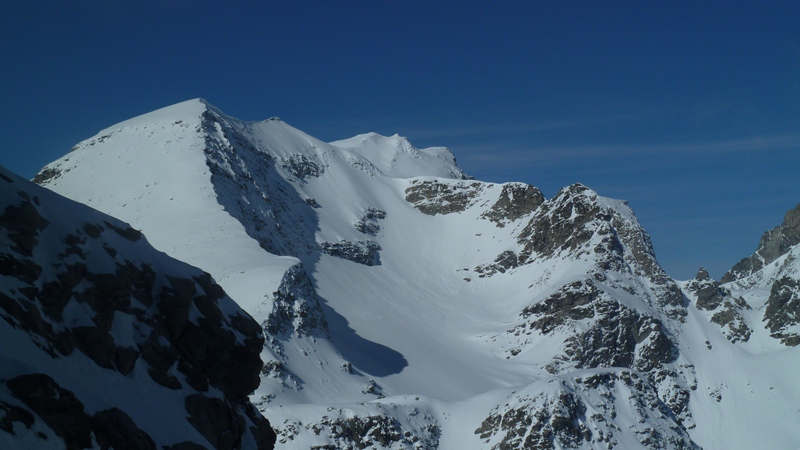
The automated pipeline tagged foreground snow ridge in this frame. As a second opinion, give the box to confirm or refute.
[17,98,800,449]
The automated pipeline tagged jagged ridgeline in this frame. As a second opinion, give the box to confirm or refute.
[11,98,799,449]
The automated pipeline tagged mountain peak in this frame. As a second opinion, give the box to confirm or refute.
[332,131,466,179]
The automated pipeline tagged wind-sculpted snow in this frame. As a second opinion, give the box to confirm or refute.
[32,99,800,449]
[0,166,275,449]
[332,132,468,180]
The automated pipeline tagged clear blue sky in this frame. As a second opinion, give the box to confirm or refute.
[2,1,799,280]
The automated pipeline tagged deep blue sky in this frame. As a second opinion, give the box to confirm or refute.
[2,1,799,280]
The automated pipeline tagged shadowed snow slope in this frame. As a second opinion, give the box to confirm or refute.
[30,99,800,449]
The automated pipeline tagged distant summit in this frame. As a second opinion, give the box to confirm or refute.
[722,203,800,283]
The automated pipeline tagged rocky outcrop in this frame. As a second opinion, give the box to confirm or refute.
[717,203,800,347]
[475,371,699,450]
[281,154,324,179]
[405,179,484,215]
[513,280,677,372]
[264,262,329,339]
[722,203,800,283]
[517,185,602,260]
[481,183,544,227]
[5,374,158,450]
[354,207,386,235]
[764,275,800,346]
[516,185,684,316]
[273,407,440,449]
[474,250,520,277]
[0,166,275,449]
[683,268,752,343]
[319,240,382,266]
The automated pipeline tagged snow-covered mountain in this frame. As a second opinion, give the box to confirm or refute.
[682,203,800,349]
[0,165,276,449]
[23,98,800,449]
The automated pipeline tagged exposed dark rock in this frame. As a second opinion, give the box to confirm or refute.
[0,200,50,256]
[0,252,42,284]
[92,407,157,450]
[405,179,483,215]
[7,374,93,450]
[0,290,58,351]
[104,220,142,242]
[282,154,324,179]
[710,308,752,343]
[278,413,440,450]
[517,184,600,260]
[723,203,800,283]
[319,240,381,266]
[692,268,725,311]
[475,372,699,450]
[1,167,277,449]
[185,394,246,450]
[481,183,544,226]
[114,346,140,376]
[521,281,599,333]
[650,368,692,425]
[31,167,62,185]
[362,207,387,220]
[764,276,800,346]
[245,403,279,450]
[139,333,181,390]
[72,326,117,369]
[0,400,35,434]
[264,262,329,338]
[515,184,685,315]
[684,268,752,343]
[566,300,675,372]
[475,250,519,277]
[516,280,676,372]
[354,207,386,235]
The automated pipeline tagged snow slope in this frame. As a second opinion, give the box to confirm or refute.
[32,99,800,449]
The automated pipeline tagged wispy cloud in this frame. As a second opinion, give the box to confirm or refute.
[400,115,638,141]
[453,132,800,168]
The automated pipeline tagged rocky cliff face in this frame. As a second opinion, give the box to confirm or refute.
[722,203,800,283]
[705,203,800,347]
[474,371,698,450]
[683,268,752,343]
[0,166,275,449]
[404,177,698,447]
